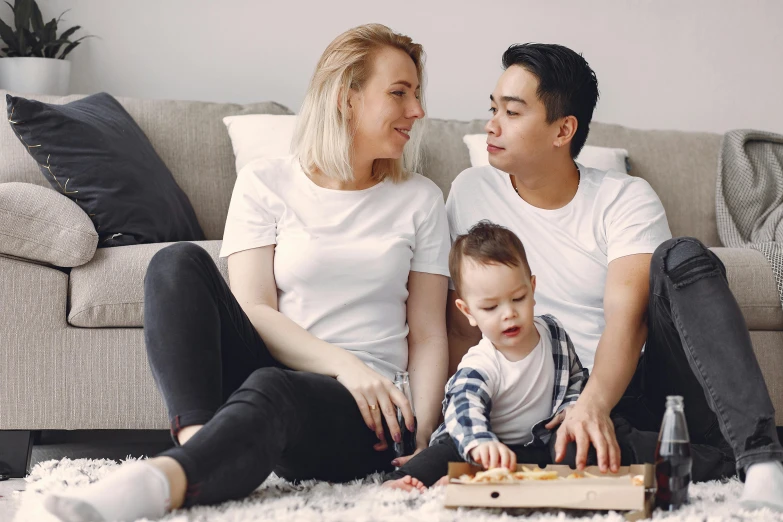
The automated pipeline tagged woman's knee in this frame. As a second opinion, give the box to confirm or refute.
[235,368,296,408]
[145,242,213,289]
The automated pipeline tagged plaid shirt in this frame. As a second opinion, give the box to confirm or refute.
[430,314,589,463]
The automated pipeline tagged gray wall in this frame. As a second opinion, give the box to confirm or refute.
[39,0,783,133]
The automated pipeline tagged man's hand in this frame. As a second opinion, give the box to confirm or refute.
[544,406,571,431]
[470,441,517,470]
[553,401,620,473]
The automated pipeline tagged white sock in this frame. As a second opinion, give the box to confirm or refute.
[43,461,171,522]
[740,460,783,512]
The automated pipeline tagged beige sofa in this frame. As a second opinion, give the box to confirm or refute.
[1,92,781,450]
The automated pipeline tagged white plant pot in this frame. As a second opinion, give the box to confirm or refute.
[0,57,71,95]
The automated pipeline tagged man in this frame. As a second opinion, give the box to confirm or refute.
[445,43,783,510]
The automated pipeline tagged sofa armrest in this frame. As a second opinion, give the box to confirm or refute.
[0,182,98,267]
[711,247,783,331]
[0,254,68,330]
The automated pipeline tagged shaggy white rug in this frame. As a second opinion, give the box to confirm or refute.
[11,458,783,522]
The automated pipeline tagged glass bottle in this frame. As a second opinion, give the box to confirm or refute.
[393,371,418,459]
[654,396,693,510]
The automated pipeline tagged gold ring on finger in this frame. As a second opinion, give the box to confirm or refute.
[370,404,378,411]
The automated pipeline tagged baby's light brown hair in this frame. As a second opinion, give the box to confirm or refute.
[449,220,532,298]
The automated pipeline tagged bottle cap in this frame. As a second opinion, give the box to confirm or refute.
[665,395,684,409]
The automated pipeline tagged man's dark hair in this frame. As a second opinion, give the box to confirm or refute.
[449,220,531,298]
[502,43,599,158]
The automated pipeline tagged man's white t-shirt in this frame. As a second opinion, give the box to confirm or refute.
[457,317,555,446]
[220,156,451,380]
[446,163,672,369]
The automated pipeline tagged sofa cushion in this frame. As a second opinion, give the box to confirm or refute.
[223,114,298,173]
[0,91,725,247]
[712,247,783,330]
[418,118,487,200]
[588,123,723,247]
[67,241,781,331]
[462,134,629,173]
[7,93,206,247]
[0,90,293,241]
[0,182,98,267]
[68,240,227,328]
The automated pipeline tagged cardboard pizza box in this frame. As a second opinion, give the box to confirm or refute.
[444,462,655,520]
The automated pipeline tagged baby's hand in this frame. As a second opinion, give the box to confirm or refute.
[469,441,516,470]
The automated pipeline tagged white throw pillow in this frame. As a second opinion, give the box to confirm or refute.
[462,134,629,173]
[223,114,298,173]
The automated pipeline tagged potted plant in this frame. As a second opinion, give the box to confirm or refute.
[0,0,92,95]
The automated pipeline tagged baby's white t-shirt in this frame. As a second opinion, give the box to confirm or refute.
[457,317,555,446]
[220,156,451,380]
[446,163,672,369]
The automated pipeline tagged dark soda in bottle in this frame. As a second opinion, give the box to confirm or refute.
[393,371,417,460]
[655,396,692,511]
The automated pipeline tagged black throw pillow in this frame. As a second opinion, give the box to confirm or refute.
[6,92,205,247]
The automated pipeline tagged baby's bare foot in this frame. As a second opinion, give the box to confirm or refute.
[383,475,427,492]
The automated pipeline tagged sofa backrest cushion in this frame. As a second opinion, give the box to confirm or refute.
[7,92,206,247]
[586,123,722,247]
[0,92,722,246]
[418,118,722,247]
[0,91,292,240]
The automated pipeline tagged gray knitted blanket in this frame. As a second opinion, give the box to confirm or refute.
[716,130,783,310]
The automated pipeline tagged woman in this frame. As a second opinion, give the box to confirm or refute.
[43,24,449,522]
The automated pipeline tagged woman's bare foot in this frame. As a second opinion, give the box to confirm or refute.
[383,475,427,493]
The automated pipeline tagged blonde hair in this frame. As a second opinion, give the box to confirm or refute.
[291,24,425,184]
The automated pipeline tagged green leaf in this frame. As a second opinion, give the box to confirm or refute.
[56,8,69,25]
[0,17,18,52]
[43,38,67,58]
[42,38,68,47]
[59,25,79,41]
[13,0,31,32]
[43,37,68,56]
[43,17,54,42]
[30,0,42,32]
[16,26,26,55]
[58,34,94,59]
[58,38,78,59]
[22,26,42,55]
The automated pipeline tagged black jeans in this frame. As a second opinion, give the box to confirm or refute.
[612,237,783,480]
[143,243,396,507]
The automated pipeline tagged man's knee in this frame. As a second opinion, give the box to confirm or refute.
[652,237,723,288]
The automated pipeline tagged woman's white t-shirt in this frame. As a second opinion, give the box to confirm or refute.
[219,156,451,380]
[446,163,672,370]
